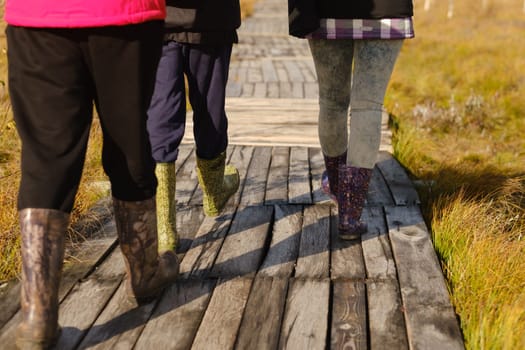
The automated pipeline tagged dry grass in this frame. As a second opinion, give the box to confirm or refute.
[389,0,525,348]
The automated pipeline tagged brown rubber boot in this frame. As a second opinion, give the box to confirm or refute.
[16,208,69,350]
[113,197,179,303]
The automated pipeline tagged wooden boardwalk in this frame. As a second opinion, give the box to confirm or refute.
[0,0,465,348]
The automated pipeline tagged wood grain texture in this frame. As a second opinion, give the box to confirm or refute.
[265,146,290,205]
[191,277,253,350]
[376,152,420,206]
[240,146,272,207]
[331,281,367,350]
[279,278,330,350]
[288,147,312,204]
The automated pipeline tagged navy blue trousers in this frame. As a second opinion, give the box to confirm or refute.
[7,23,163,212]
[147,41,232,163]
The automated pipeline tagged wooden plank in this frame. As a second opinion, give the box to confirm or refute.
[191,277,253,350]
[361,206,397,280]
[330,207,366,279]
[75,281,157,350]
[367,166,395,206]
[265,146,289,205]
[229,145,255,207]
[0,281,20,330]
[261,59,279,82]
[309,147,331,203]
[291,82,304,98]
[210,205,273,278]
[176,205,205,256]
[54,248,126,350]
[385,205,464,349]
[278,82,292,98]
[133,280,216,350]
[288,147,312,204]
[175,144,194,174]
[279,278,330,350]
[235,276,289,350]
[295,205,330,279]
[175,150,198,207]
[240,146,272,207]
[283,60,304,82]
[258,205,302,278]
[178,208,236,279]
[376,152,420,206]
[331,281,367,350]
[253,82,267,98]
[367,280,409,349]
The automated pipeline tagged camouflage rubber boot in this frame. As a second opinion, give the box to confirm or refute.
[196,151,240,217]
[16,208,69,350]
[155,163,178,254]
[113,197,179,303]
[321,151,347,202]
[337,165,373,240]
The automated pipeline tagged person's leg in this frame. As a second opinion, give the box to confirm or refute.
[7,26,93,348]
[308,39,354,199]
[147,40,187,253]
[347,40,403,168]
[88,22,179,301]
[338,39,403,240]
[185,44,239,217]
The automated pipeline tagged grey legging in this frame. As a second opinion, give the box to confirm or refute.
[308,39,403,169]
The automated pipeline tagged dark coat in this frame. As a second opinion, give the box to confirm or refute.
[165,0,241,45]
[289,0,413,38]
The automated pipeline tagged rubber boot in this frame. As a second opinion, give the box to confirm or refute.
[196,151,240,217]
[337,165,373,240]
[113,197,179,303]
[321,151,347,202]
[155,163,178,253]
[16,208,69,350]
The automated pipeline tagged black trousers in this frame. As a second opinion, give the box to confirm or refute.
[7,22,163,212]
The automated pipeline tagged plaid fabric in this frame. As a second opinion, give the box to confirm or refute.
[307,18,414,40]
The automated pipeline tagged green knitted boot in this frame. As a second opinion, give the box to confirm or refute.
[155,163,177,253]
[196,151,240,217]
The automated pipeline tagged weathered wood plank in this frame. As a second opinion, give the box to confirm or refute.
[179,208,236,279]
[235,276,289,350]
[0,281,20,330]
[175,150,198,207]
[279,278,330,350]
[54,248,126,350]
[330,206,366,279]
[385,205,464,349]
[210,205,273,278]
[288,147,312,204]
[191,277,253,350]
[175,144,194,174]
[228,145,255,207]
[265,146,289,205]
[361,206,397,280]
[376,152,420,206]
[261,59,279,82]
[133,280,216,350]
[240,146,272,207]
[295,205,330,279]
[176,205,205,256]
[309,147,332,204]
[367,166,395,206]
[367,280,409,349]
[331,281,367,350]
[75,281,157,349]
[258,205,302,278]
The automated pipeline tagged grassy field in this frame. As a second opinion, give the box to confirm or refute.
[0,0,524,348]
[387,0,525,348]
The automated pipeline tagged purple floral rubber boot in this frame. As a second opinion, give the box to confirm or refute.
[337,165,373,240]
[321,151,347,202]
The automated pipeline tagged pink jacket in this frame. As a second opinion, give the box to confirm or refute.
[4,0,166,28]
